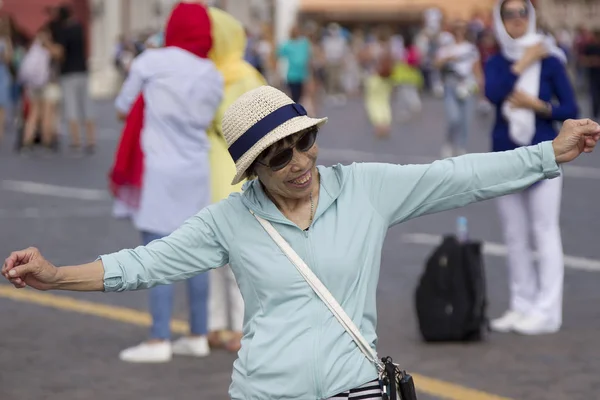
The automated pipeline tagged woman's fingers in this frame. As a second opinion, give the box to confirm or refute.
[7,262,38,279]
[583,136,598,153]
[2,247,39,278]
[573,119,600,135]
[2,253,18,275]
[9,277,26,288]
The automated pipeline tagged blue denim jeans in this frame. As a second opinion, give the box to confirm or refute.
[443,83,474,150]
[142,231,209,340]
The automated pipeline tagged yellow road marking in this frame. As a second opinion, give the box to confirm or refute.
[0,285,513,400]
[0,285,189,334]
[411,374,513,400]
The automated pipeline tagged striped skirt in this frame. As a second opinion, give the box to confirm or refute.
[328,379,383,399]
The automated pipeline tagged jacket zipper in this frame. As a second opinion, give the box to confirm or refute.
[250,205,324,396]
[305,229,323,399]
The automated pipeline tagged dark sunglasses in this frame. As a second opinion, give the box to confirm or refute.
[501,8,528,20]
[256,127,318,171]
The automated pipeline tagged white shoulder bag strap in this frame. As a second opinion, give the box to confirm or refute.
[251,211,385,373]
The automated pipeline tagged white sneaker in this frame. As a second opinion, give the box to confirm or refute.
[119,341,172,363]
[172,336,210,357]
[490,310,525,333]
[513,314,560,335]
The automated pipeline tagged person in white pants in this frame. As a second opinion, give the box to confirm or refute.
[486,0,578,335]
[495,177,564,334]
[208,266,244,351]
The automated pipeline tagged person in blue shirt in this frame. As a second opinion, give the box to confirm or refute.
[485,0,578,336]
[277,26,311,103]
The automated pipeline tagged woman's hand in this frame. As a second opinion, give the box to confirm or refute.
[553,119,600,164]
[508,90,549,114]
[512,43,548,75]
[2,247,59,290]
[524,43,549,63]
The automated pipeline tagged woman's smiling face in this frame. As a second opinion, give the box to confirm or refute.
[254,127,320,200]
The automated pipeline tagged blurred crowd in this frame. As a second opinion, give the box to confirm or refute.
[0,4,95,156]
[0,3,598,158]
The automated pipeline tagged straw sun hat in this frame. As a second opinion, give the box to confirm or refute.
[223,86,328,185]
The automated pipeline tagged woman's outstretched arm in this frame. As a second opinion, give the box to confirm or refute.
[358,119,600,226]
[2,208,229,292]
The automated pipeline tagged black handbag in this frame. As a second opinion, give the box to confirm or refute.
[381,356,417,400]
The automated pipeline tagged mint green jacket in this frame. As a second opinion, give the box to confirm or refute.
[101,141,560,399]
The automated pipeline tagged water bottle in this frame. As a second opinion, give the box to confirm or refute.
[456,216,468,243]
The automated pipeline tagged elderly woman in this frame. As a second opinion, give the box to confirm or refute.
[3,85,599,399]
[485,0,578,335]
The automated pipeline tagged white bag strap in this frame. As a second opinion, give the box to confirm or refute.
[251,211,385,373]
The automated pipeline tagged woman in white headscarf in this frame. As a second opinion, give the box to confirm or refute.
[485,0,578,335]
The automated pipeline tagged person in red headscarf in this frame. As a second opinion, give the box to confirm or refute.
[109,1,223,363]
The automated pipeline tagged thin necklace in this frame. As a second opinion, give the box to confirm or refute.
[309,192,314,224]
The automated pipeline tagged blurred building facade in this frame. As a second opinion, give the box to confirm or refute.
[0,0,91,45]
[536,0,600,30]
[91,0,272,98]
[88,0,171,98]
[276,0,497,45]
[298,0,496,22]
[4,0,598,99]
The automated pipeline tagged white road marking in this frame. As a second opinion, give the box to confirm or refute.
[0,206,114,219]
[402,233,600,272]
[1,180,110,201]
[319,148,600,180]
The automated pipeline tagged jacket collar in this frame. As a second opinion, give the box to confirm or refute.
[241,164,346,228]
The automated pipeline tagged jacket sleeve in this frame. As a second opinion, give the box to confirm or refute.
[114,56,146,114]
[100,208,229,292]
[547,57,579,121]
[484,56,519,105]
[357,141,561,226]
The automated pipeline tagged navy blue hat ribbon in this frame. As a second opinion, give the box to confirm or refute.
[228,103,307,162]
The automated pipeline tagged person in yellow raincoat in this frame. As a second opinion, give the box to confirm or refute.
[363,34,395,138]
[206,7,267,352]
[390,35,424,122]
